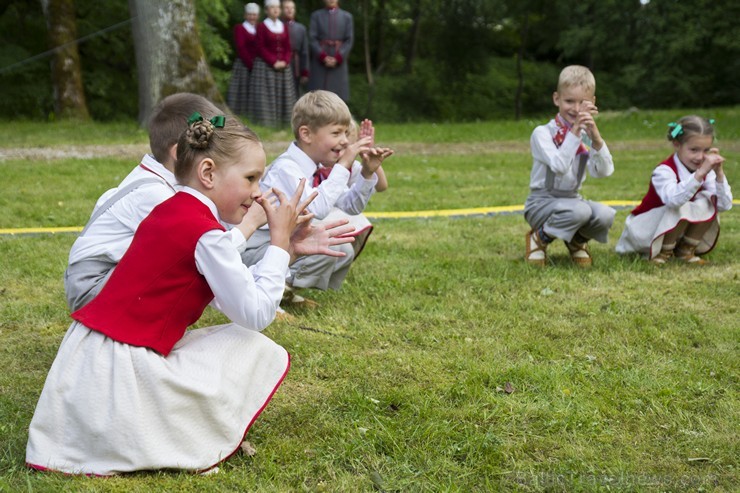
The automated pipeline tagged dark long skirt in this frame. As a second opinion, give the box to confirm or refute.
[227,60,250,117]
[247,58,296,127]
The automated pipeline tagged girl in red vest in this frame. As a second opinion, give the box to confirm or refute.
[616,116,732,264]
[26,115,353,475]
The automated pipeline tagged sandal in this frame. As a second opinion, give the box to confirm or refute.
[675,244,707,265]
[650,250,673,265]
[565,240,592,267]
[675,237,707,265]
[525,230,547,266]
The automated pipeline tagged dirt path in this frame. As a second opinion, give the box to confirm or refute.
[4,139,727,162]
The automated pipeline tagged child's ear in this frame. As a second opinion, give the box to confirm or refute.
[297,125,312,144]
[552,91,560,107]
[196,158,217,189]
[167,144,177,164]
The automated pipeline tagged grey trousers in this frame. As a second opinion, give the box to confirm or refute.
[64,259,117,312]
[524,192,615,243]
[240,229,356,290]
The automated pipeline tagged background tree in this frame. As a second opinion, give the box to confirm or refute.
[40,0,90,120]
[1,0,738,122]
[128,0,223,125]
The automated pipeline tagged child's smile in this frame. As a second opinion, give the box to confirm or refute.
[675,135,713,172]
[553,85,595,126]
[210,142,266,224]
[306,123,349,166]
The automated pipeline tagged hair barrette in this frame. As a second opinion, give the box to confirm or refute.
[187,112,226,128]
[708,118,716,125]
[667,122,683,139]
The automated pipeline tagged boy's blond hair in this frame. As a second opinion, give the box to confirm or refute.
[148,93,221,165]
[291,90,351,139]
[557,65,596,93]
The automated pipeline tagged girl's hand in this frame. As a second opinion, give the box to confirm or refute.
[257,180,316,252]
[361,147,395,178]
[359,119,375,146]
[235,199,268,240]
[695,153,719,180]
[705,150,726,179]
[289,218,356,261]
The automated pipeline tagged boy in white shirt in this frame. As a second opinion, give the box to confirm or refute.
[524,65,616,267]
[66,94,274,311]
[241,90,392,302]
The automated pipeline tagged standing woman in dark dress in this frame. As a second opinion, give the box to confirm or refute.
[247,0,296,127]
[227,3,260,117]
[308,0,353,102]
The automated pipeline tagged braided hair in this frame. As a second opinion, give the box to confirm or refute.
[175,115,260,183]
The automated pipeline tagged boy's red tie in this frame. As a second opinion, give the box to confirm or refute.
[554,114,589,155]
[312,166,331,187]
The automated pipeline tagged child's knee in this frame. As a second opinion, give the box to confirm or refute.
[593,206,616,229]
[568,202,593,225]
[333,242,355,269]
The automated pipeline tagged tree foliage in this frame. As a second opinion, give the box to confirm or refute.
[0,0,737,121]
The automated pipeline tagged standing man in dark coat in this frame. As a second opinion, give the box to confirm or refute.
[282,1,309,97]
[308,0,353,102]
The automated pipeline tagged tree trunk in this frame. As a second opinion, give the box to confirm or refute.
[128,0,223,126]
[514,11,529,121]
[372,0,386,73]
[404,0,423,74]
[40,0,90,120]
[363,0,375,117]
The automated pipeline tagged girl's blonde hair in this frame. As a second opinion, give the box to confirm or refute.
[175,115,260,182]
[667,115,715,144]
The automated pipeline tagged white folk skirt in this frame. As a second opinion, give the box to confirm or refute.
[26,321,289,476]
[616,191,719,259]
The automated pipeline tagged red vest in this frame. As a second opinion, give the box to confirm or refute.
[72,193,226,356]
[631,155,704,216]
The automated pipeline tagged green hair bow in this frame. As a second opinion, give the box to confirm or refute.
[187,112,226,128]
[667,122,683,139]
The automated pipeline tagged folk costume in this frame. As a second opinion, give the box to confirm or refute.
[247,17,296,127]
[524,115,616,245]
[227,21,259,116]
[27,189,290,475]
[241,142,378,290]
[64,155,247,312]
[616,154,733,258]
[285,17,309,97]
[308,5,353,102]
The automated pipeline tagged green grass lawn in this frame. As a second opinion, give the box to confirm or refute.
[0,108,738,491]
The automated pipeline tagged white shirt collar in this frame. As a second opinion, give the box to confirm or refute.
[141,154,177,187]
[285,141,321,178]
[263,18,284,34]
[672,153,693,180]
[242,21,256,35]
